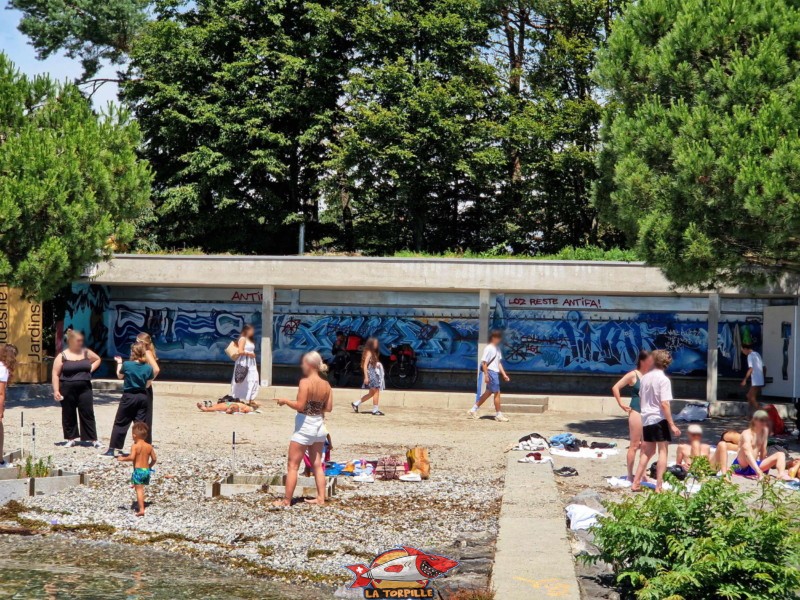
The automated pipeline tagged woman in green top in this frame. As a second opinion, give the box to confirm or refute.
[612,350,653,481]
[100,342,155,457]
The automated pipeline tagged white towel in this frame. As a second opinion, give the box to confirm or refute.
[550,447,619,460]
[565,504,601,530]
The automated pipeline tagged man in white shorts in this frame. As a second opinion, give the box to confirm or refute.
[468,330,511,422]
[740,344,764,413]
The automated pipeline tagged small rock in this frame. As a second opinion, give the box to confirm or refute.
[568,490,606,513]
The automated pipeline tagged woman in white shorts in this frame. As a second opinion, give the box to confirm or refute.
[275,351,333,507]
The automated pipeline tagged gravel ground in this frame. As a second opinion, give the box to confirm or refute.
[6,386,785,597]
[2,388,522,590]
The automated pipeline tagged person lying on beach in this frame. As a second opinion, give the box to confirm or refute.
[731,411,792,480]
[675,424,730,472]
[719,429,740,451]
[196,401,256,414]
[116,422,156,517]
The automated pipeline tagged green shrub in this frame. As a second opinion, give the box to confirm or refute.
[18,456,53,479]
[586,472,800,599]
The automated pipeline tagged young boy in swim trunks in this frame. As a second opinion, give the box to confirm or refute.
[117,422,157,516]
[732,410,791,480]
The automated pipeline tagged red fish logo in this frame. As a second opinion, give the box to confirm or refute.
[345,546,458,595]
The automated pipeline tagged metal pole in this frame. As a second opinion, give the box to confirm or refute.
[298,222,305,256]
[20,412,23,460]
[31,423,36,460]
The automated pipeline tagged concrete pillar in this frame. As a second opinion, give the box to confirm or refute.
[260,285,274,387]
[706,292,720,402]
[478,289,490,368]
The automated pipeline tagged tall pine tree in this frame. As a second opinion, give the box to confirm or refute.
[595,0,800,286]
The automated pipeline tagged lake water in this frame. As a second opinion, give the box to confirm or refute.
[0,535,325,599]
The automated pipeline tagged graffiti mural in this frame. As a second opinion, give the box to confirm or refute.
[64,285,762,378]
[65,284,110,352]
[109,302,262,361]
[493,295,760,376]
[273,312,478,370]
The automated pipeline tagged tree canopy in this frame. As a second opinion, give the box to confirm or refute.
[10,0,629,259]
[0,53,151,299]
[595,0,800,287]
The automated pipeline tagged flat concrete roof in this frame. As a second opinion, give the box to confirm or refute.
[86,254,795,297]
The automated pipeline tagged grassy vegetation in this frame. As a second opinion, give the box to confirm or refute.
[51,522,116,535]
[130,244,640,262]
[392,246,639,262]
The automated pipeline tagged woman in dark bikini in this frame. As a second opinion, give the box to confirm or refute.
[275,351,333,507]
[51,330,103,448]
[611,350,653,481]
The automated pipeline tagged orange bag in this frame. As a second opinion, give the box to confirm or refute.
[406,447,430,480]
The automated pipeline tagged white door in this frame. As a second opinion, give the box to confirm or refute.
[762,306,799,399]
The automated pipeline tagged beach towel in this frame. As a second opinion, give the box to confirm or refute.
[474,352,498,402]
[675,402,709,422]
[606,476,632,488]
[550,447,619,460]
[565,504,601,530]
[549,433,576,446]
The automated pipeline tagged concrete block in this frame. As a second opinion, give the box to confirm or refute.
[0,479,32,504]
[502,404,545,414]
[207,473,336,499]
[32,471,82,496]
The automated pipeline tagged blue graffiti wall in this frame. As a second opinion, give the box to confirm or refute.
[110,302,262,360]
[273,312,478,370]
[492,295,760,377]
[65,285,762,378]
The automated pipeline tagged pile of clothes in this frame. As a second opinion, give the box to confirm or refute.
[549,433,616,452]
[325,447,430,483]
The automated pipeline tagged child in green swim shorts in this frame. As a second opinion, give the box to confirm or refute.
[117,422,157,516]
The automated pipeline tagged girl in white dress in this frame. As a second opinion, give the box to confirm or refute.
[231,325,260,402]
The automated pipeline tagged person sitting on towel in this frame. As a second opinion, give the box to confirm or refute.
[676,424,729,472]
[731,411,791,480]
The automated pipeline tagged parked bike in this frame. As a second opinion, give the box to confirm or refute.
[387,343,418,388]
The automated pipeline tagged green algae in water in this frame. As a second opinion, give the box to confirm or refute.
[0,535,326,599]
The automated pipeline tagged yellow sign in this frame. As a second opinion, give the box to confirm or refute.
[0,286,45,383]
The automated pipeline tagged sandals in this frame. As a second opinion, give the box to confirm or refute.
[554,467,579,477]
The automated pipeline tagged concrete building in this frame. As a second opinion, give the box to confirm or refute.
[65,255,799,400]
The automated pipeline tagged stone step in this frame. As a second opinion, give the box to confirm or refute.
[502,394,549,407]
[501,403,546,414]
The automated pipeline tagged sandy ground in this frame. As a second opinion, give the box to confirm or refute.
[2,387,796,596]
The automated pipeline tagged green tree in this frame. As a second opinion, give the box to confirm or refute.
[325,0,499,254]
[483,0,625,254]
[122,0,357,254]
[8,0,151,80]
[0,53,151,300]
[595,0,800,287]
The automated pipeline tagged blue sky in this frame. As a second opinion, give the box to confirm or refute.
[1,5,119,107]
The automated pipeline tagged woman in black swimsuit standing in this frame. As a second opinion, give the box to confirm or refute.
[51,330,103,448]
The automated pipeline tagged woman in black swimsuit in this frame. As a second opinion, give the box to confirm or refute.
[51,330,102,448]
